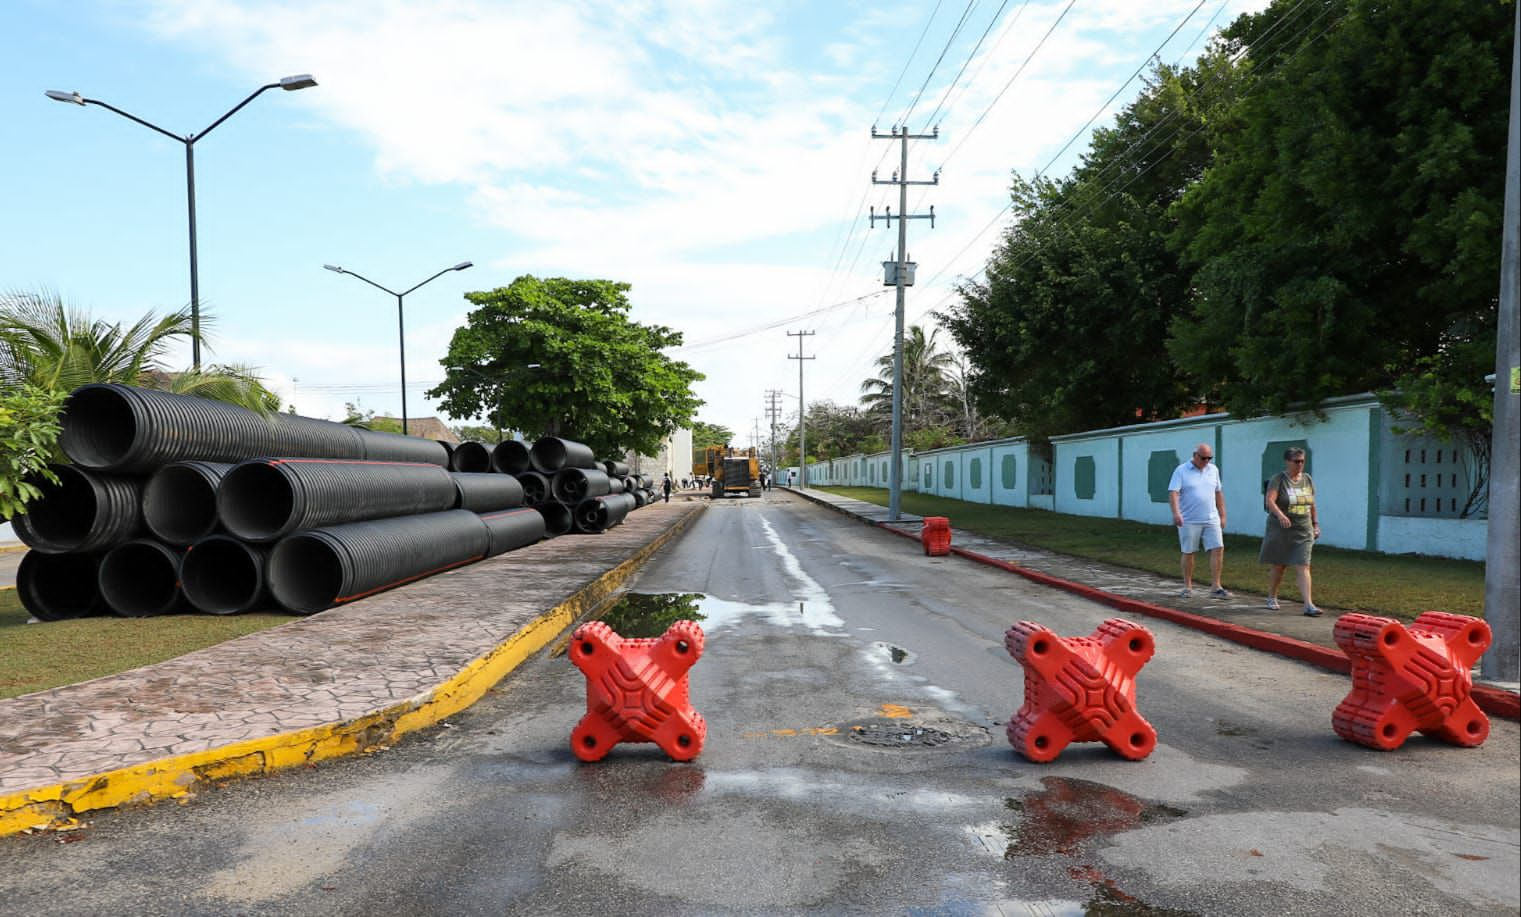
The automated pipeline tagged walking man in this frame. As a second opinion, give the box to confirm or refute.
[1168,443,1229,599]
[662,473,673,503]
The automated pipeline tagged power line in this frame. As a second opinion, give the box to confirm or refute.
[920,0,1022,129]
[899,0,980,128]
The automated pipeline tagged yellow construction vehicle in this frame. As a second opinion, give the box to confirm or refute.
[694,445,761,498]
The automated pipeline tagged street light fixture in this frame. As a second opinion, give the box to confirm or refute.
[44,75,318,369]
[324,261,474,435]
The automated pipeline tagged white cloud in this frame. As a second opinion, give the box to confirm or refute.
[134,0,1271,441]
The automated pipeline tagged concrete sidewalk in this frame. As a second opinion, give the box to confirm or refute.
[787,487,1521,707]
[0,500,705,836]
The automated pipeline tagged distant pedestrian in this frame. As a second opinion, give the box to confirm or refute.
[1168,443,1229,599]
[1260,447,1321,616]
[662,473,673,503]
[788,469,796,487]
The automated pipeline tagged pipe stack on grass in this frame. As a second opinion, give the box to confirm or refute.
[12,384,556,621]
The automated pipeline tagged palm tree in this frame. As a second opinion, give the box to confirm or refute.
[0,290,276,411]
[859,324,954,431]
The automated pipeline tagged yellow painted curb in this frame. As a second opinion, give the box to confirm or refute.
[0,504,705,838]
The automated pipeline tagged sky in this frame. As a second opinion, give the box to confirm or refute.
[1,0,1270,448]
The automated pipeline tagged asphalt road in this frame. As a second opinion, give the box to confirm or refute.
[2,490,1517,916]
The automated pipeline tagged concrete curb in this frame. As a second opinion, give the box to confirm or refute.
[0,505,704,838]
[789,488,1520,721]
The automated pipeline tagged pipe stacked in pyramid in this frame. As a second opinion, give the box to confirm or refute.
[14,384,660,620]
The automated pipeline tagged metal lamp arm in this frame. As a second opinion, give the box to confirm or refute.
[400,267,454,298]
[195,83,279,140]
[337,270,398,298]
[80,98,184,143]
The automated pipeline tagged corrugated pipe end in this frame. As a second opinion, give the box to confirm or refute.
[144,462,232,545]
[515,471,551,506]
[268,532,345,615]
[530,436,596,473]
[12,464,142,554]
[535,501,573,536]
[182,536,269,615]
[59,383,139,469]
[17,551,107,621]
[450,441,492,473]
[218,461,297,542]
[492,441,531,475]
[99,539,185,617]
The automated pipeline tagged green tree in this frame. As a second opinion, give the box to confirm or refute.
[341,401,404,434]
[1169,0,1513,435]
[451,424,501,444]
[427,276,704,457]
[942,61,1211,441]
[781,400,880,461]
[690,420,735,449]
[0,384,66,519]
[859,324,955,433]
[0,290,278,412]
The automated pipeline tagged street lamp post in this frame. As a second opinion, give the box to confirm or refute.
[45,75,318,369]
[324,262,473,435]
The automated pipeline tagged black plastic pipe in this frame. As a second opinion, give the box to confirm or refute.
[99,539,185,617]
[452,472,525,512]
[181,535,270,615]
[267,509,490,615]
[142,460,234,545]
[551,467,612,504]
[607,476,626,494]
[12,464,143,554]
[479,507,547,556]
[450,441,492,472]
[529,436,596,473]
[573,493,637,533]
[602,460,630,478]
[60,383,447,472]
[492,441,531,474]
[219,458,457,542]
[535,501,573,536]
[631,488,649,508]
[16,551,107,621]
[514,471,551,506]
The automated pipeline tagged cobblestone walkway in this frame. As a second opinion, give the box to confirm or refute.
[0,501,702,799]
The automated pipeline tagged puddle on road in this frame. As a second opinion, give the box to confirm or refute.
[592,591,843,637]
[1002,777,1188,858]
[873,642,916,665]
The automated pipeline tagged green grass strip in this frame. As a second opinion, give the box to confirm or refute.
[0,589,292,700]
[819,487,1483,622]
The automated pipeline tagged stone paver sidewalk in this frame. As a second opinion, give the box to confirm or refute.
[0,501,703,824]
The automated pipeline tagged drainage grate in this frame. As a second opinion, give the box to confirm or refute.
[846,720,956,748]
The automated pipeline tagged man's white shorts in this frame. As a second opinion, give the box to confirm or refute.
[1178,522,1224,554]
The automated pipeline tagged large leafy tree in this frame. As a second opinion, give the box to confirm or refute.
[781,400,882,463]
[427,276,704,458]
[690,420,735,449]
[942,61,1213,441]
[1169,0,1513,430]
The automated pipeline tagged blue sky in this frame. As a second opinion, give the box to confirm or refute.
[1,0,1267,445]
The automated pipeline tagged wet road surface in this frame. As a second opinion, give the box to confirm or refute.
[1,490,1516,915]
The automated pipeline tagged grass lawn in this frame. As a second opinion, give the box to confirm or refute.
[0,586,293,700]
[819,487,1484,621]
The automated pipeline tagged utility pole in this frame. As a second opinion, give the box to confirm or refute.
[764,388,784,480]
[788,330,816,488]
[870,124,939,522]
[1484,2,1520,684]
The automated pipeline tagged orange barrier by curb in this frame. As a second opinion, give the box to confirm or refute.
[570,619,707,762]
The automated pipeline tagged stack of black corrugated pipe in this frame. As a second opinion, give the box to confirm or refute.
[483,436,654,537]
[12,383,549,620]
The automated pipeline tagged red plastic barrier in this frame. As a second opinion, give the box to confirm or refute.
[569,619,707,762]
[1332,611,1490,751]
[921,517,951,556]
[1005,618,1157,763]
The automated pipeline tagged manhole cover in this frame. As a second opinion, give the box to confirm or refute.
[847,721,956,748]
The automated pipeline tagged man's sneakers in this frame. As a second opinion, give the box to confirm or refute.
[1265,597,1280,610]
[1303,604,1323,617]
[1178,588,1193,598]
[1210,586,1232,599]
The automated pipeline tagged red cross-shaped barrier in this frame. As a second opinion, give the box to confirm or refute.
[1005,618,1157,763]
[1332,611,1491,751]
[569,619,707,762]
[921,517,952,556]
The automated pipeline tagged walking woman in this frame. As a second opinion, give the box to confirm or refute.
[1260,447,1322,616]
